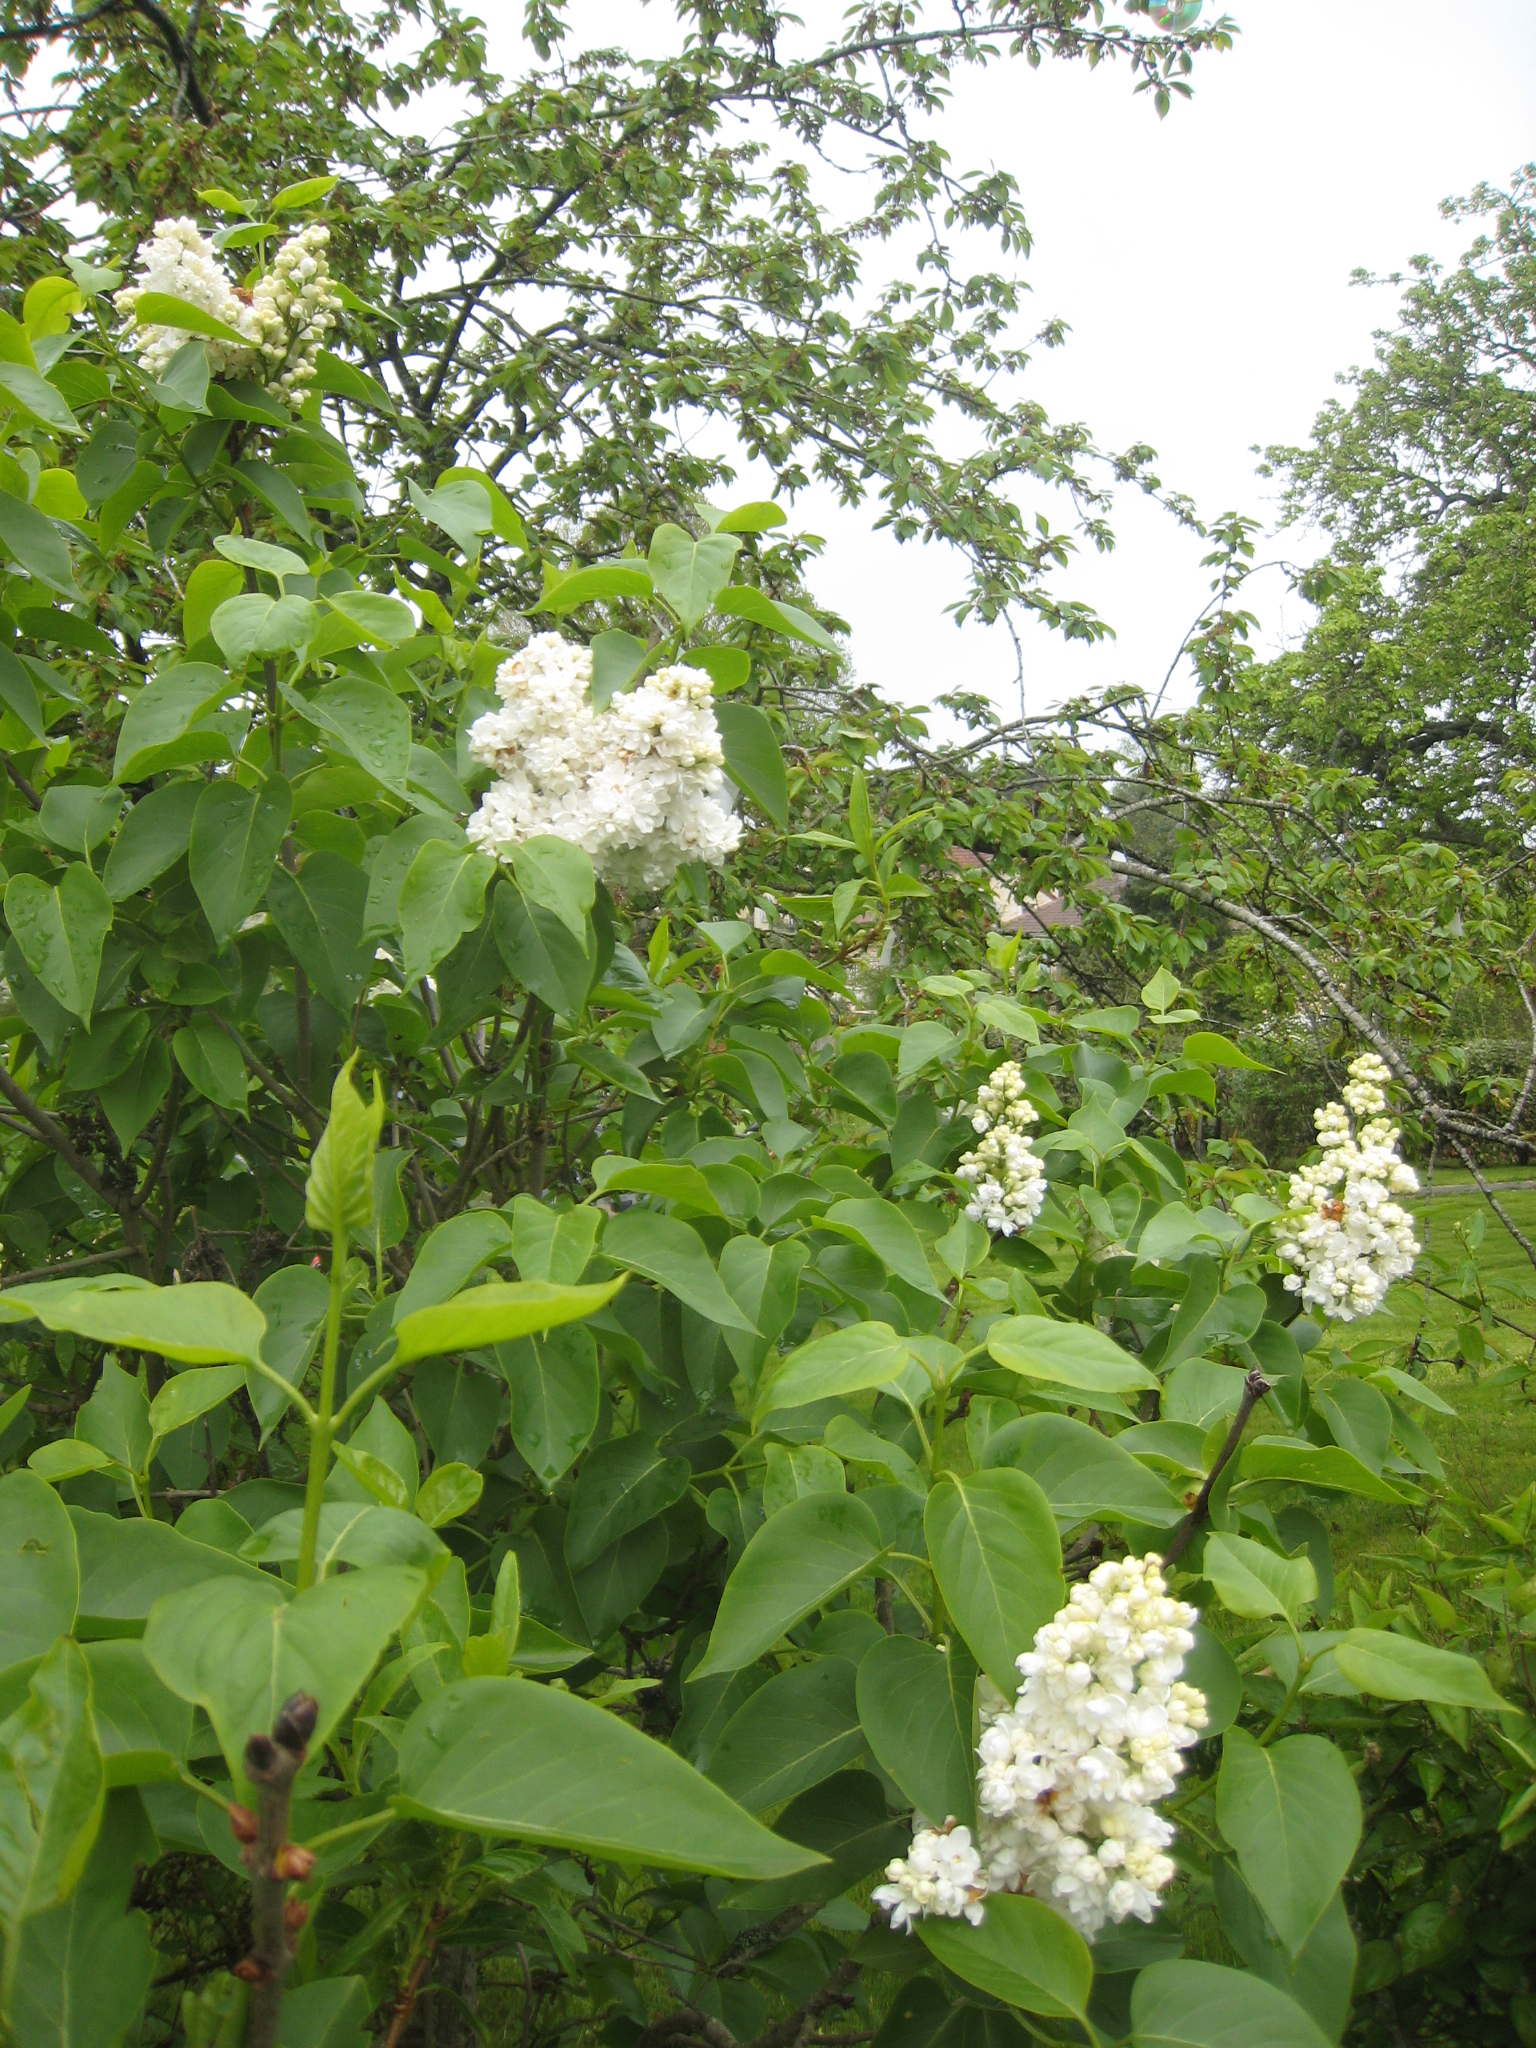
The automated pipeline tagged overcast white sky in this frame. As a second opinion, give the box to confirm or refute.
[543,2,1536,721]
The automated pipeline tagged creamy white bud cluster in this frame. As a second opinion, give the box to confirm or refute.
[955,1059,1046,1236]
[465,633,741,891]
[871,1821,988,1933]
[876,1556,1207,1941]
[115,218,341,400]
[1276,1052,1420,1321]
[248,223,343,399]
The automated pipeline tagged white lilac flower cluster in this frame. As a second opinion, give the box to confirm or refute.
[955,1059,1047,1236]
[464,632,741,892]
[874,1556,1207,1941]
[1276,1051,1420,1321]
[115,218,341,400]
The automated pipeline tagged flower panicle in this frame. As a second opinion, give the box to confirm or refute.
[874,1554,1207,1941]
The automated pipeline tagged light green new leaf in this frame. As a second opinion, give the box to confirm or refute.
[648,522,740,628]
[918,1894,1092,2019]
[1180,1031,1274,1073]
[393,1212,514,1322]
[0,1640,104,1946]
[694,1493,886,1678]
[1332,1629,1509,1710]
[510,835,595,942]
[211,592,316,665]
[143,1565,428,1793]
[247,1264,330,1440]
[713,585,838,650]
[1216,1728,1361,1957]
[4,866,110,1023]
[926,1470,1065,1694]
[397,1675,822,1879]
[0,1472,78,1665]
[393,1277,625,1365]
[754,1322,909,1422]
[510,1198,601,1286]
[189,775,291,944]
[415,1463,484,1529]
[1130,1958,1332,2048]
[0,361,79,434]
[1203,1534,1317,1623]
[305,1055,385,1241]
[399,841,495,984]
[986,1315,1158,1395]
[146,1366,245,1456]
[325,589,417,648]
[1237,1439,1411,1504]
[129,291,250,347]
[27,1281,266,1367]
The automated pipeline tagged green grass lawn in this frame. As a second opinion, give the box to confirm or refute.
[1320,1180,1536,1572]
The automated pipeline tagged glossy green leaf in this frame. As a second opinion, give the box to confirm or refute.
[918,1893,1092,2019]
[303,675,411,791]
[85,1640,194,1786]
[143,1564,428,1794]
[4,866,110,1024]
[600,1210,758,1332]
[212,592,316,664]
[981,1414,1183,1527]
[26,1281,266,1366]
[564,1434,690,1570]
[0,482,76,592]
[589,628,649,710]
[0,1471,78,1664]
[715,700,789,828]
[8,1785,156,2046]
[0,1639,104,1943]
[510,834,595,942]
[399,841,496,983]
[240,1503,444,1573]
[0,361,79,433]
[539,561,653,613]
[1130,1959,1332,2048]
[695,1492,886,1678]
[1237,1439,1410,1503]
[925,1470,1064,1694]
[1332,1629,1509,1710]
[247,1264,330,1439]
[707,1658,866,1811]
[1213,1859,1357,2046]
[755,1321,909,1422]
[325,589,418,649]
[189,775,291,943]
[856,1632,977,1829]
[397,1675,820,1879]
[1203,1534,1317,1624]
[821,1196,944,1297]
[69,1508,270,1634]
[495,1324,601,1488]
[1180,1032,1274,1072]
[172,1015,250,1114]
[266,852,374,1017]
[1216,1728,1361,1956]
[492,880,593,1015]
[111,666,227,781]
[985,1316,1158,1395]
[102,780,201,900]
[393,1211,513,1322]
